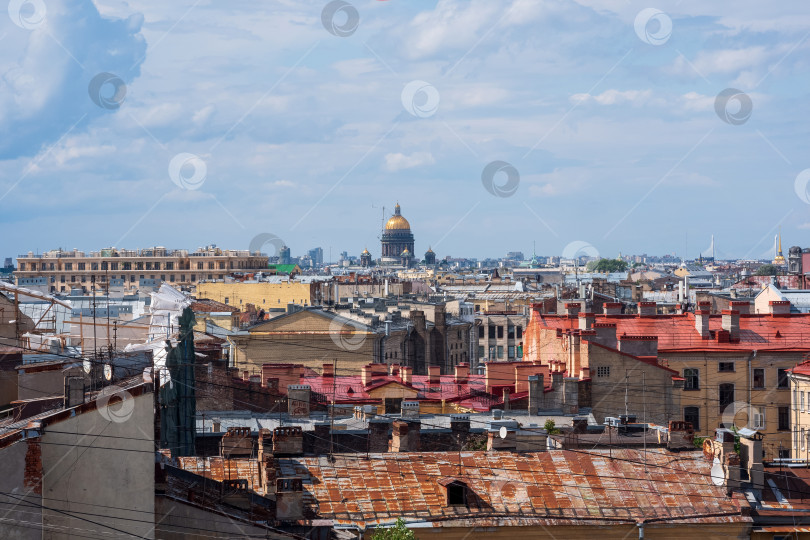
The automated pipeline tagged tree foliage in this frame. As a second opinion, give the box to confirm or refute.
[544,419,561,435]
[372,518,416,540]
[754,264,778,276]
[585,258,628,273]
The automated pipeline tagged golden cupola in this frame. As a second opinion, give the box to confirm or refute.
[385,203,411,230]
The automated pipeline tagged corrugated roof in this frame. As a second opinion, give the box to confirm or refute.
[278,449,750,529]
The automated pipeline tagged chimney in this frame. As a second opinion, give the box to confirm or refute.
[390,419,421,452]
[603,302,622,316]
[697,301,712,313]
[400,366,413,385]
[578,312,595,330]
[322,363,334,378]
[637,301,656,317]
[361,364,374,386]
[502,388,511,410]
[276,478,304,521]
[617,335,658,357]
[721,309,740,342]
[287,385,311,417]
[565,303,580,318]
[562,377,579,415]
[411,310,427,331]
[695,309,710,339]
[450,414,470,448]
[551,371,563,390]
[729,300,750,315]
[592,322,617,349]
[272,426,303,456]
[221,427,253,457]
[454,363,469,384]
[368,418,391,452]
[528,375,544,414]
[389,363,400,377]
[401,401,419,418]
[428,366,441,385]
[769,300,791,316]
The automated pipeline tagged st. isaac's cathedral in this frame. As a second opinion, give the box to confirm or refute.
[380,203,415,266]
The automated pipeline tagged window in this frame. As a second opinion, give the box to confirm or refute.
[91,263,98,271]
[208,262,214,270]
[110,262,118,270]
[684,406,700,431]
[497,326,504,339]
[753,411,765,429]
[478,326,484,339]
[508,346,515,359]
[78,262,85,270]
[778,406,790,431]
[719,383,734,413]
[803,428,806,451]
[507,325,515,339]
[64,263,72,270]
[166,262,174,270]
[488,326,495,339]
[803,392,806,413]
[718,362,734,372]
[497,346,503,359]
[478,345,484,359]
[753,368,765,388]
[446,483,466,506]
[517,326,523,339]
[597,366,610,378]
[778,369,789,388]
[684,368,699,390]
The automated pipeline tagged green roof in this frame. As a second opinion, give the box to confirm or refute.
[267,264,299,274]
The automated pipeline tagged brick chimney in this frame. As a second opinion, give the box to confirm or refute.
[528,375,544,414]
[276,478,303,520]
[603,302,622,316]
[322,363,334,378]
[637,301,656,317]
[272,426,303,456]
[368,418,391,452]
[401,401,419,418]
[721,309,740,342]
[400,366,412,385]
[454,363,469,384]
[565,303,580,318]
[769,300,791,316]
[502,388,511,410]
[729,300,750,315]
[695,309,710,339]
[617,335,658,357]
[450,414,470,448]
[428,366,441,385]
[390,419,421,452]
[578,312,595,330]
[389,363,400,377]
[592,322,617,349]
[287,385,311,417]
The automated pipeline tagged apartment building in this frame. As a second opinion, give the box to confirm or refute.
[789,361,810,460]
[475,311,528,364]
[15,246,268,293]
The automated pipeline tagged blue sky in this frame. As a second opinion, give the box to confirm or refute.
[2,0,810,262]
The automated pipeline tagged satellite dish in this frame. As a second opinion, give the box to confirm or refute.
[103,364,112,381]
[499,426,508,439]
[83,360,91,374]
[710,457,724,486]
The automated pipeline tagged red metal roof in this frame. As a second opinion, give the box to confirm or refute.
[278,449,750,529]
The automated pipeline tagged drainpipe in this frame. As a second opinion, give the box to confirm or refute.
[637,522,645,539]
[749,350,756,419]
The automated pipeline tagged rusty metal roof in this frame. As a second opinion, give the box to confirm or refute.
[276,449,750,529]
[177,456,265,495]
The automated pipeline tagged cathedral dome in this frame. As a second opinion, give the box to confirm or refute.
[385,203,411,230]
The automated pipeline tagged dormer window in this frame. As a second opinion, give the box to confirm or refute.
[438,478,468,506]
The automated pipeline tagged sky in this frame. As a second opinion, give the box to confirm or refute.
[2,0,810,262]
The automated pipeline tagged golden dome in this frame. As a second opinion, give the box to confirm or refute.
[384,203,411,230]
[361,247,370,255]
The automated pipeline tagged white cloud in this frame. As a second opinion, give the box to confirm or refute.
[384,152,435,172]
[570,89,653,105]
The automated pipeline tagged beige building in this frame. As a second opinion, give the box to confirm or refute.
[197,279,330,309]
[789,361,810,460]
[15,246,268,294]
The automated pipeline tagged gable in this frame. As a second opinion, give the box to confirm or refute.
[249,310,370,335]
[366,381,419,399]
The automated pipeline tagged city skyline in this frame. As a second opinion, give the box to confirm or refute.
[2,1,810,260]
